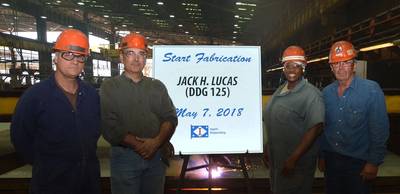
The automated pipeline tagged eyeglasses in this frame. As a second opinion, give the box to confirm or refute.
[283,62,305,70]
[331,60,354,68]
[123,50,147,59]
[61,52,87,63]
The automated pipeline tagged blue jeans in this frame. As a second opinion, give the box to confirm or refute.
[110,146,167,194]
[324,151,371,194]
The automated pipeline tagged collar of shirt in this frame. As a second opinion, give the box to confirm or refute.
[48,73,86,97]
[331,75,360,94]
[121,71,145,84]
[276,78,306,96]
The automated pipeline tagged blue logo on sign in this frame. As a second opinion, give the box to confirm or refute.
[191,125,209,138]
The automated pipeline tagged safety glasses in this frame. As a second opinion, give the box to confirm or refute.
[283,61,305,70]
[331,60,354,68]
[61,52,87,63]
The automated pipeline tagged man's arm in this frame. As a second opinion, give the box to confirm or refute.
[121,133,143,150]
[136,121,175,159]
[135,81,178,160]
[361,83,390,180]
[10,92,37,164]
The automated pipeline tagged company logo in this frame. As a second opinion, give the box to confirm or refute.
[335,46,343,57]
[191,125,209,138]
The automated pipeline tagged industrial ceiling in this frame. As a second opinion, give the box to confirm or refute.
[0,0,399,59]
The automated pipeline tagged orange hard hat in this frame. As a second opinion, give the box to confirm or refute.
[282,46,307,64]
[53,29,89,56]
[120,33,147,50]
[329,40,357,63]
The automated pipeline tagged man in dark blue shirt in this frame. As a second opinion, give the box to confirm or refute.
[320,40,389,194]
[11,29,101,194]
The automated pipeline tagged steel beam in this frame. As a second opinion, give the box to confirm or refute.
[12,0,111,39]
[0,33,52,52]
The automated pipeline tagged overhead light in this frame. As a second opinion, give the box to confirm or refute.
[68,25,73,28]
[232,41,236,43]
[146,37,150,39]
[233,31,237,34]
[1,3,10,6]
[136,31,140,34]
[122,24,127,27]
[233,36,236,39]
[40,16,47,19]
[360,42,394,52]
[234,24,238,27]
[185,31,189,34]
[236,2,256,6]
[190,36,193,39]
[307,56,328,63]
[157,2,164,5]
[56,0,61,3]
[178,24,183,27]
[77,2,84,5]
[89,32,93,35]
[74,9,79,12]
[234,15,239,18]
[103,15,109,18]
[169,15,175,18]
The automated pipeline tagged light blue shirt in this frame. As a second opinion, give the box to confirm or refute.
[321,76,389,165]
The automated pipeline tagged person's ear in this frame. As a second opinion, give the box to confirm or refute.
[119,53,124,63]
[53,54,58,65]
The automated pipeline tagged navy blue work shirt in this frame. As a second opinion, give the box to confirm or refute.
[10,74,101,194]
[320,76,389,166]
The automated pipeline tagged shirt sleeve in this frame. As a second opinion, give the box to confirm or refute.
[100,81,127,145]
[10,90,37,164]
[367,83,389,166]
[158,82,178,128]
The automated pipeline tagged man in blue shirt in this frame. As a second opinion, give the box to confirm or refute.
[11,29,101,194]
[320,40,389,194]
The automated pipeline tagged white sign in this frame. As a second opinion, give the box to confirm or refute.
[153,45,262,155]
